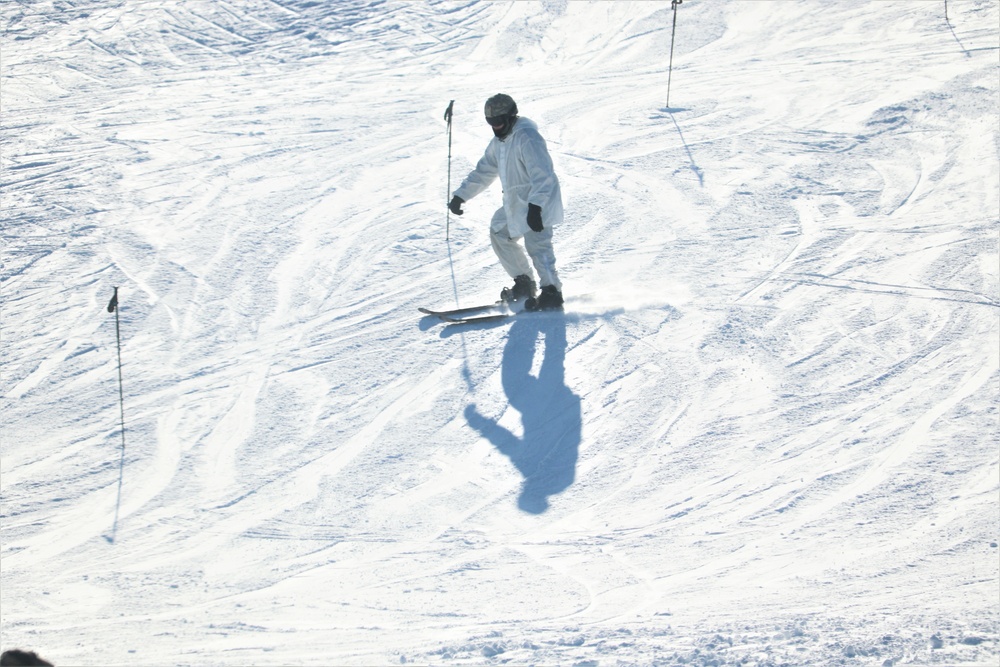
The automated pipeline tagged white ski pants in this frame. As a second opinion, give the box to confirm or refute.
[490,207,561,290]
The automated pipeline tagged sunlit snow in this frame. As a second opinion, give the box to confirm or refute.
[2,1,998,665]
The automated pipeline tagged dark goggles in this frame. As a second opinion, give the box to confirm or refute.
[486,115,508,127]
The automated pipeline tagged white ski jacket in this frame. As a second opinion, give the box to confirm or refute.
[453,117,563,239]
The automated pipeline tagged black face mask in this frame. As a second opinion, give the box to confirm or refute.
[487,114,516,139]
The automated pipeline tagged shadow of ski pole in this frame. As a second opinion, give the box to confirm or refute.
[446,237,477,390]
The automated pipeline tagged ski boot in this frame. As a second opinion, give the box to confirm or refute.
[501,274,537,304]
[524,285,564,312]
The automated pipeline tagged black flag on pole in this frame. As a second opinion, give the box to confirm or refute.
[666,0,683,108]
[107,285,126,543]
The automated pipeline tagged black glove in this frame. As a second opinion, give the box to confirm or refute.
[527,203,543,232]
[448,196,464,216]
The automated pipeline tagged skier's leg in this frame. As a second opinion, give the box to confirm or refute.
[524,226,561,290]
[490,208,533,279]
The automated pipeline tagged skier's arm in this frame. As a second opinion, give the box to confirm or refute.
[521,132,558,213]
[453,143,499,202]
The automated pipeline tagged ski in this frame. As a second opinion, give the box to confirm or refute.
[441,311,515,325]
[443,302,571,324]
[419,301,505,319]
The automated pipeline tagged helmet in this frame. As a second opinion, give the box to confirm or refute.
[485,93,517,118]
[484,94,518,139]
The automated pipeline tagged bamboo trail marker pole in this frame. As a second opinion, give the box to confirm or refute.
[107,287,127,542]
[666,0,683,109]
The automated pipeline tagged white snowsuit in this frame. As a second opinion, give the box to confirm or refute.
[453,117,563,289]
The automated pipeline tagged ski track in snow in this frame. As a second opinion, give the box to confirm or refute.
[2,1,998,665]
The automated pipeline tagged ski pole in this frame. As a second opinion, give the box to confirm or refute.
[444,100,454,241]
[666,0,682,108]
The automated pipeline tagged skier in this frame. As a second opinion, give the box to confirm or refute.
[448,94,565,311]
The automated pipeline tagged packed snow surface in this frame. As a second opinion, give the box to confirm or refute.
[2,1,998,665]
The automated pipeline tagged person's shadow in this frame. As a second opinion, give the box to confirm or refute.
[464,315,582,514]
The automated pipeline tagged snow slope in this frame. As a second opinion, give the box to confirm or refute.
[2,1,998,665]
